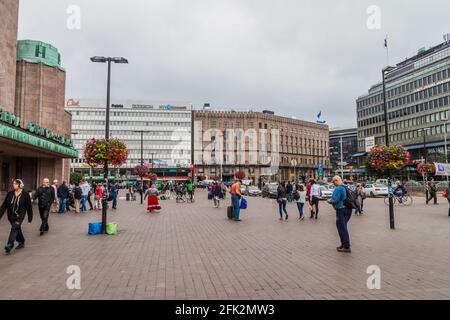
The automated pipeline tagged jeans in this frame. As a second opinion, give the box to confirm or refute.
[81,195,87,212]
[58,197,68,213]
[112,196,118,209]
[7,221,25,247]
[336,207,352,249]
[278,199,287,217]
[296,202,305,218]
[39,207,50,232]
[287,192,292,202]
[231,195,241,220]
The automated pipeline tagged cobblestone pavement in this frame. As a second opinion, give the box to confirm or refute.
[0,191,449,300]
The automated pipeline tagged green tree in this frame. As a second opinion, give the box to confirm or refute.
[70,172,83,185]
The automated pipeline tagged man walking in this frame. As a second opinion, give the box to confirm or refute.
[73,183,83,213]
[230,178,243,221]
[33,178,55,236]
[286,181,293,203]
[80,180,91,212]
[426,178,438,205]
[330,176,352,253]
[110,182,120,210]
[57,181,70,214]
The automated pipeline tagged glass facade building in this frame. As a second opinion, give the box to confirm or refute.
[66,99,193,176]
[356,41,450,163]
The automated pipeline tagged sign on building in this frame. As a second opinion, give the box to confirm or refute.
[365,136,376,153]
[434,163,450,176]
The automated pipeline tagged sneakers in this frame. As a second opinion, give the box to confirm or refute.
[16,243,25,250]
[4,244,13,254]
[337,246,351,253]
[285,214,289,220]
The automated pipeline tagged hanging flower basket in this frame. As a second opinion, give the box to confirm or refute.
[416,162,436,175]
[134,165,149,177]
[83,138,128,168]
[235,171,246,180]
[367,145,410,172]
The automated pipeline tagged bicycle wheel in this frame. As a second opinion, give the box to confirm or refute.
[402,195,413,206]
[384,196,397,206]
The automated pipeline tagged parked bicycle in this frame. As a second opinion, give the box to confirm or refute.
[384,193,413,206]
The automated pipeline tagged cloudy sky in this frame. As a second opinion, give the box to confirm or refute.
[17,0,450,128]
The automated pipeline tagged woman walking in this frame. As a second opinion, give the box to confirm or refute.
[355,184,363,216]
[295,184,307,220]
[94,183,103,211]
[145,183,161,213]
[277,182,288,221]
[310,180,321,219]
[0,179,33,254]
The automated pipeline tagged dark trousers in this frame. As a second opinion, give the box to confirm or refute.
[311,197,320,218]
[427,192,437,204]
[296,202,305,218]
[336,208,352,249]
[278,199,287,217]
[448,199,450,216]
[7,221,25,247]
[87,195,93,210]
[39,207,50,232]
[112,196,118,209]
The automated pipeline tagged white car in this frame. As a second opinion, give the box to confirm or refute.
[319,186,333,200]
[364,184,388,197]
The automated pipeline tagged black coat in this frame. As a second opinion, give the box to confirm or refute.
[57,184,70,198]
[33,186,55,209]
[0,190,33,224]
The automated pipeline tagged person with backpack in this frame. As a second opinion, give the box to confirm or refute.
[330,176,353,253]
[310,180,321,219]
[277,182,288,221]
[73,183,83,213]
[295,184,307,220]
[0,179,33,254]
[57,181,70,214]
[33,178,55,236]
[354,184,363,216]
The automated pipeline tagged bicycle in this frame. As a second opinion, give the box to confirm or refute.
[384,193,413,206]
[176,192,186,203]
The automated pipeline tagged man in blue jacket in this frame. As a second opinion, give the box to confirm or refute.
[330,176,352,253]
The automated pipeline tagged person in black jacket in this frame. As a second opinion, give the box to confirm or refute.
[277,182,288,221]
[57,181,70,214]
[33,178,55,236]
[0,179,33,254]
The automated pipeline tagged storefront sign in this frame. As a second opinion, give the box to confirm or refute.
[0,109,21,127]
[0,108,75,153]
[434,163,450,176]
[0,124,78,158]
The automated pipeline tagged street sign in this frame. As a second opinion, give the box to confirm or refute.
[338,162,348,167]
[318,164,324,177]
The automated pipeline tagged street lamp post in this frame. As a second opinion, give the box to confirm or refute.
[382,66,396,230]
[91,56,128,234]
[339,136,344,178]
[419,127,431,201]
[133,130,146,205]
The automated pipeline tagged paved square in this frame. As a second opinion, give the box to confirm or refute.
[0,191,450,300]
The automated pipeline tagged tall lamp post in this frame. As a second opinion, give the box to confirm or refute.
[382,66,396,230]
[133,130,150,205]
[419,127,431,201]
[441,115,449,182]
[90,56,128,234]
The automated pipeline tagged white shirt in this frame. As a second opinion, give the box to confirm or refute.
[310,184,321,197]
[297,191,307,203]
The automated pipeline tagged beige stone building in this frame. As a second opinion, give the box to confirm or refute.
[0,0,77,195]
[194,110,330,185]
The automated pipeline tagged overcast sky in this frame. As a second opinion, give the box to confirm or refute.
[17,0,450,128]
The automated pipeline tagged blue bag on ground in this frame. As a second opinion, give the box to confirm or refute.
[88,222,102,235]
[240,197,248,210]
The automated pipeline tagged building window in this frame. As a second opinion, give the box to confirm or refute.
[35,45,46,58]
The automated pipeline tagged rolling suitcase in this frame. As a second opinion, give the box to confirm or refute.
[227,206,234,220]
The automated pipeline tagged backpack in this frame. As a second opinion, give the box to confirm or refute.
[74,187,82,200]
[293,191,300,201]
[344,187,358,210]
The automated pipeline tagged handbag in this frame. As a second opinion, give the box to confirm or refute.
[240,197,248,209]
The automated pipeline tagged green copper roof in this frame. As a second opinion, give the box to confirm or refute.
[16,40,65,71]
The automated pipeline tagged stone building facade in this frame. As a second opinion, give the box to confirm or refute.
[194,110,330,184]
[0,0,19,113]
[0,2,77,195]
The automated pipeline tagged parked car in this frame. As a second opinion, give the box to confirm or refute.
[319,186,333,200]
[262,183,278,199]
[248,186,262,197]
[240,185,247,195]
[364,184,389,197]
